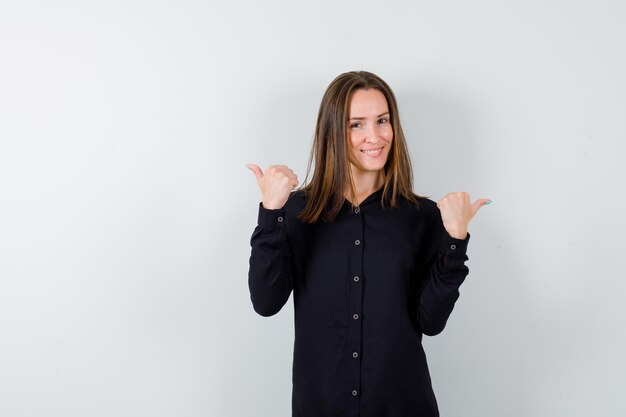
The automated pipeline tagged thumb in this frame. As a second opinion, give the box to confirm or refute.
[471,198,492,216]
[246,163,263,179]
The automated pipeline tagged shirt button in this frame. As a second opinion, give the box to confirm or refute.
[352,352,359,358]
[353,313,359,320]
[354,239,360,245]
[353,276,360,282]
[277,216,284,222]
[354,207,360,214]
[450,244,456,250]
[352,390,358,396]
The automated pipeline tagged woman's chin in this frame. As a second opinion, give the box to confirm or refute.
[355,163,387,173]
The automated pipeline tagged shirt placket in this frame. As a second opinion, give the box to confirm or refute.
[348,204,364,413]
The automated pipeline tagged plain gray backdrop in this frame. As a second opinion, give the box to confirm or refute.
[1,0,625,416]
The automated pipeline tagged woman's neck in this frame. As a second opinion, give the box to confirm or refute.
[344,169,384,206]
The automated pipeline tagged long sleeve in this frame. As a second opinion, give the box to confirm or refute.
[248,202,295,317]
[416,214,470,336]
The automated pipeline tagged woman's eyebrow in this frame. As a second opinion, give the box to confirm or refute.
[349,112,390,120]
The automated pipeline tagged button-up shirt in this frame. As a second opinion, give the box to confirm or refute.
[248,187,470,417]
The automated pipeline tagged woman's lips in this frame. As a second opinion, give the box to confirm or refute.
[360,146,383,157]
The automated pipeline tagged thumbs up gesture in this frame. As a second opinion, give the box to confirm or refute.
[246,163,299,210]
[437,192,491,239]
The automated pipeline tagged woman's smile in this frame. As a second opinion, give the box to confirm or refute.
[360,146,384,157]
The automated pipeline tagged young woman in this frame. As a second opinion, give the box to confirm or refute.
[246,71,489,417]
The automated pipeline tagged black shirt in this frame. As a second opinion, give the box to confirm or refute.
[248,187,471,417]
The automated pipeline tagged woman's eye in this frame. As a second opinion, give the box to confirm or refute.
[378,118,388,125]
[350,122,362,129]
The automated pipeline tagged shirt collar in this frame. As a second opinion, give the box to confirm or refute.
[343,186,385,208]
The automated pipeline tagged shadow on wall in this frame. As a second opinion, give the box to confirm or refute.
[400,89,534,416]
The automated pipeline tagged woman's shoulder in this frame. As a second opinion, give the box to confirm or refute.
[416,195,438,210]
[397,193,443,226]
[399,192,438,213]
[284,189,307,212]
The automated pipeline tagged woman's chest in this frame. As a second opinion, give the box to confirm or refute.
[288,208,433,292]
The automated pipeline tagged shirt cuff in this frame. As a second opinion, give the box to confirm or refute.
[257,202,287,229]
[443,232,470,257]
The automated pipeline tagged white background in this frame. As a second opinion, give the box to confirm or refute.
[1,1,625,416]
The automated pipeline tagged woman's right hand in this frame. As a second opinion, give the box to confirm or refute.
[246,163,299,210]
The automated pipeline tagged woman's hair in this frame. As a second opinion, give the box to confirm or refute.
[297,70,420,223]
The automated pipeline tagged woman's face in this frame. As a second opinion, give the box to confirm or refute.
[347,88,393,176]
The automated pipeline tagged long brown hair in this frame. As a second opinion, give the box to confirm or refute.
[297,71,420,223]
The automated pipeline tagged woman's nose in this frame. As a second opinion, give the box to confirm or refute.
[364,131,379,143]
[363,125,380,143]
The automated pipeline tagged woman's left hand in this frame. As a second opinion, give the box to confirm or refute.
[437,192,491,239]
